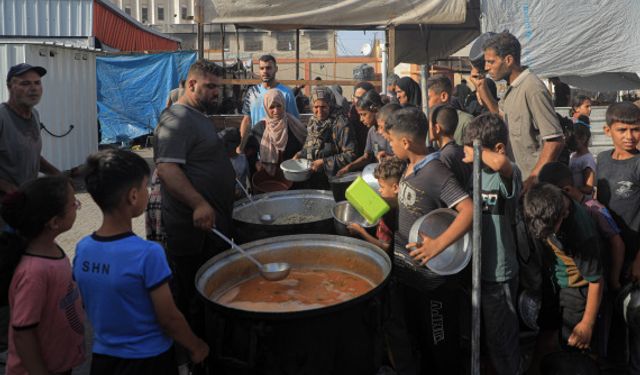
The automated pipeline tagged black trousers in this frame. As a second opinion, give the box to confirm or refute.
[90,348,178,375]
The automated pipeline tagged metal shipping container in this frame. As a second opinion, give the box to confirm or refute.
[0,42,99,171]
[0,0,93,37]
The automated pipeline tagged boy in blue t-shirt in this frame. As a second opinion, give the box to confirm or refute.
[462,113,522,374]
[73,149,208,375]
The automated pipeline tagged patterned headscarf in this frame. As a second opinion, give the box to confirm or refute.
[260,89,307,165]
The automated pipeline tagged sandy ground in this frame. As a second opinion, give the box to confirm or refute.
[57,148,152,257]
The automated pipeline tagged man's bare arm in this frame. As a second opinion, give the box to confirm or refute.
[156,162,216,230]
[237,115,251,153]
[39,156,60,175]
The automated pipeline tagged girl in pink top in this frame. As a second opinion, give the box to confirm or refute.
[0,176,85,375]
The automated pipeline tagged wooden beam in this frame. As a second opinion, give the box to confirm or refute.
[207,56,381,64]
[387,26,396,74]
[219,78,382,86]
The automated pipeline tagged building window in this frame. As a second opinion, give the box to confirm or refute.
[210,33,231,51]
[276,32,296,51]
[141,7,148,22]
[157,6,164,21]
[181,6,187,20]
[244,33,263,52]
[309,32,329,51]
[124,7,131,15]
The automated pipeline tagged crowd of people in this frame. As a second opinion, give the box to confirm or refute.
[0,30,639,375]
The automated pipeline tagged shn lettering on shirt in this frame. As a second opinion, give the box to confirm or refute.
[81,261,110,275]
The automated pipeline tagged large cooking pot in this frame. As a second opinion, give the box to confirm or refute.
[196,234,391,374]
[232,189,335,243]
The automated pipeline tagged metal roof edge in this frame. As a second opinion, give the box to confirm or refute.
[95,0,183,43]
[0,38,103,53]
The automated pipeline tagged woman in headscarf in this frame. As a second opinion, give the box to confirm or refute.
[258,89,307,176]
[296,86,356,187]
[396,76,422,107]
[349,81,376,155]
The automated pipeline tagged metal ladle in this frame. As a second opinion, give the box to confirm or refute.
[235,178,275,223]
[211,228,291,281]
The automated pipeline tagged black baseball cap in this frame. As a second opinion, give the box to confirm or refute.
[6,63,47,84]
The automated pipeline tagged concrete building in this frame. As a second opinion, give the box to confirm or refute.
[109,0,194,25]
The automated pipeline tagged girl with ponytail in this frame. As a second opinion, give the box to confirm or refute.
[0,176,85,375]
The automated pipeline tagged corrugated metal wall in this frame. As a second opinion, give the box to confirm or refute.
[558,106,611,156]
[0,0,93,37]
[0,43,98,171]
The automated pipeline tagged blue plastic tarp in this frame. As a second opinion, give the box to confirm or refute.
[97,51,197,144]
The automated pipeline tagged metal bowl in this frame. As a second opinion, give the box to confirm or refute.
[332,201,378,237]
[232,189,336,243]
[408,208,471,275]
[361,163,380,192]
[280,158,312,182]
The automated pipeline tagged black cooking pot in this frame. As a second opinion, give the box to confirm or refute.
[328,172,359,202]
[232,189,335,243]
[196,234,392,374]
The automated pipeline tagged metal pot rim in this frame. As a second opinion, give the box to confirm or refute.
[195,234,391,319]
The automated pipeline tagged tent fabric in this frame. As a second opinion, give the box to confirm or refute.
[203,0,467,27]
[94,0,181,51]
[393,1,480,64]
[561,73,640,92]
[97,52,196,144]
[480,0,640,89]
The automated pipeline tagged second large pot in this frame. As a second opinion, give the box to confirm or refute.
[232,189,335,243]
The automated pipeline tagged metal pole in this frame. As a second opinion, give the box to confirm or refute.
[295,29,301,80]
[221,24,226,72]
[196,0,204,59]
[420,64,428,116]
[381,43,388,95]
[471,139,483,375]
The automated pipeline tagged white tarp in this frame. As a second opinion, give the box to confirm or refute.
[204,0,467,27]
[481,0,640,90]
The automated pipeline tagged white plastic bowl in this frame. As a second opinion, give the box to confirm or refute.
[280,158,312,182]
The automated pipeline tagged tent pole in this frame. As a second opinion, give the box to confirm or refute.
[420,64,428,116]
[387,27,396,74]
[381,42,388,95]
[296,29,301,80]
[221,24,226,73]
[196,0,204,59]
[471,140,483,375]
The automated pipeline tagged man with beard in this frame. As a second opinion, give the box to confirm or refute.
[238,55,299,161]
[153,60,235,355]
[475,32,564,192]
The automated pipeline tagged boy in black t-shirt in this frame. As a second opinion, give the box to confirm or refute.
[429,104,472,190]
[524,183,603,351]
[596,101,640,370]
[384,107,472,373]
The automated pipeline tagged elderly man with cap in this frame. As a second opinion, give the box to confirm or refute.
[0,63,60,195]
[0,63,60,360]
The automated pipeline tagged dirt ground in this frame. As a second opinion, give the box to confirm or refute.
[56,148,153,259]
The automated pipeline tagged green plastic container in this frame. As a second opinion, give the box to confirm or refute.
[345,176,390,224]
